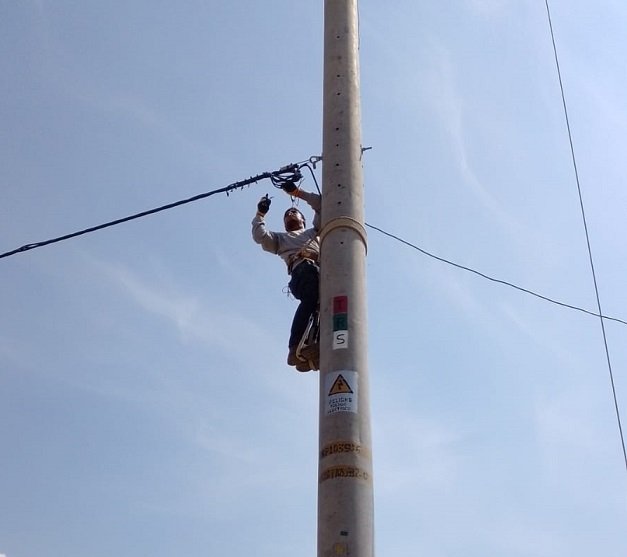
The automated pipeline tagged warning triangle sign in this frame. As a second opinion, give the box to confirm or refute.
[328,374,354,396]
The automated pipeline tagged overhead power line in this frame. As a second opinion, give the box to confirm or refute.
[0,160,312,260]
[2,160,626,330]
[365,224,627,327]
[545,0,627,473]
[306,162,627,327]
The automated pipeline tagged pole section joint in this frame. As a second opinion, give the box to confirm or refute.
[319,217,368,254]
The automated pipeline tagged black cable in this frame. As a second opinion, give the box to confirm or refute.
[301,162,322,195]
[269,164,303,190]
[0,162,311,260]
[4,154,627,333]
[545,0,627,472]
[304,159,627,327]
[365,223,627,327]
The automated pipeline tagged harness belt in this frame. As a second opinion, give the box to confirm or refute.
[287,249,319,275]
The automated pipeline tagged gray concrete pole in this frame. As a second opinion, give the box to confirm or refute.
[318,1,374,556]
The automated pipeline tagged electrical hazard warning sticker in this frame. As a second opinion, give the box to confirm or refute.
[325,371,358,416]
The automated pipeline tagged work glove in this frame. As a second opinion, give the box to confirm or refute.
[257,195,271,215]
[281,181,298,194]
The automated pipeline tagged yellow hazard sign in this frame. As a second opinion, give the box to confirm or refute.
[328,374,354,396]
[325,371,358,415]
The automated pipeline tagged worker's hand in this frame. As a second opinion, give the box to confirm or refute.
[281,181,298,195]
[257,195,271,215]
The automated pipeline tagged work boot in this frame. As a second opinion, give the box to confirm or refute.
[295,361,312,372]
[299,343,320,370]
[289,346,313,372]
[287,346,300,367]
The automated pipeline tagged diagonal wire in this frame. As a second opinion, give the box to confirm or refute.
[365,223,627,326]
[4,156,627,332]
[545,0,627,472]
[305,156,627,327]
[0,161,307,260]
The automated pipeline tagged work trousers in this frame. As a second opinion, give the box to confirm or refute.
[287,260,319,348]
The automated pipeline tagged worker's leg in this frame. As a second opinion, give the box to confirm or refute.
[287,262,319,357]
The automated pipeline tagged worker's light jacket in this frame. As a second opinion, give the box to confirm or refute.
[251,191,321,273]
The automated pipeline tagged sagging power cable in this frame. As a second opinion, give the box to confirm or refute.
[3,156,626,330]
[366,223,627,327]
[0,158,318,260]
[299,156,627,327]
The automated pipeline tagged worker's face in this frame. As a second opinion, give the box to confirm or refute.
[284,209,304,232]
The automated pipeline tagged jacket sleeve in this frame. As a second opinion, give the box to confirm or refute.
[252,214,279,253]
[298,191,322,232]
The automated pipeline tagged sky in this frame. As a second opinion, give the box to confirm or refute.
[2,1,627,556]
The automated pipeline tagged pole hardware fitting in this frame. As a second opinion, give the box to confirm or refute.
[308,155,323,169]
[319,216,368,254]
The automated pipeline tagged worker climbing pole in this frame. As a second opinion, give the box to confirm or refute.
[251,165,322,372]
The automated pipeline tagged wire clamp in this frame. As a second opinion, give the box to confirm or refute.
[308,155,323,169]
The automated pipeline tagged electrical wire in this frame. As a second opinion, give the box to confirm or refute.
[269,165,303,190]
[0,161,311,260]
[304,158,627,326]
[3,154,627,332]
[365,223,627,327]
[545,0,627,472]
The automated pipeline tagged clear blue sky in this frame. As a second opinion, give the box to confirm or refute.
[2,1,627,556]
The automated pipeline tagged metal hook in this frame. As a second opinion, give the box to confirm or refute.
[308,155,323,169]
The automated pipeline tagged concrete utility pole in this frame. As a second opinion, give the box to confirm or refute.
[318,1,374,556]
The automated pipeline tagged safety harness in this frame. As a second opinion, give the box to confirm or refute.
[287,241,319,275]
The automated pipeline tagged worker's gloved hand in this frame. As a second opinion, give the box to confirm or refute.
[281,181,298,194]
[257,195,271,215]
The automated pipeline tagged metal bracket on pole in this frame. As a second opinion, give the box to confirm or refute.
[319,216,368,255]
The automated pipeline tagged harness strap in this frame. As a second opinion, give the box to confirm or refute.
[288,253,319,275]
